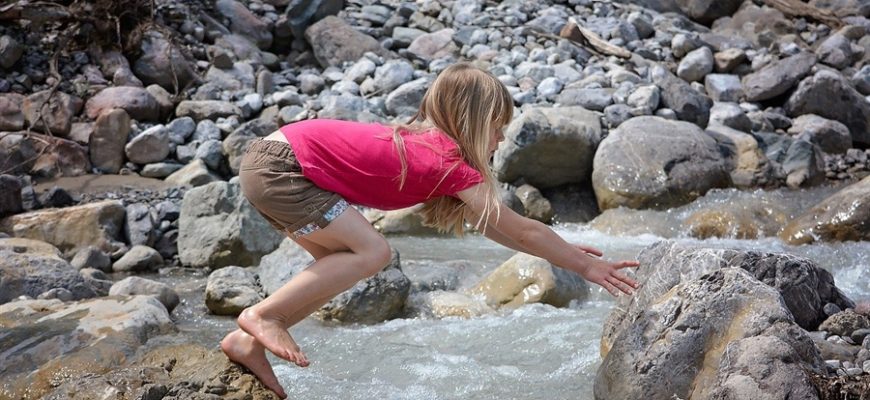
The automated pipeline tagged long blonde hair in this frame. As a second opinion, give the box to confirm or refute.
[391,63,513,236]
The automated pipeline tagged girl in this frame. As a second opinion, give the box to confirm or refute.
[219,63,640,398]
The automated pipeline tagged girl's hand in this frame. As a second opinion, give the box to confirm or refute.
[577,254,640,297]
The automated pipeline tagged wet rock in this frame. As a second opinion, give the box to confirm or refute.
[601,241,854,356]
[785,69,870,148]
[677,46,714,82]
[0,238,99,304]
[125,125,170,165]
[22,90,83,136]
[133,31,199,91]
[0,200,126,256]
[596,268,823,400]
[407,28,458,61]
[216,0,272,49]
[165,159,222,188]
[84,87,160,121]
[0,175,22,217]
[0,93,25,131]
[684,202,788,239]
[788,114,852,154]
[781,175,870,244]
[113,245,163,272]
[110,276,180,312]
[0,296,175,399]
[495,106,601,189]
[592,116,731,210]
[820,310,870,338]
[405,290,493,319]
[205,266,264,315]
[70,246,112,272]
[742,52,815,102]
[469,252,588,309]
[305,15,388,68]
[176,100,242,120]
[178,178,283,268]
[0,35,23,68]
[651,65,713,127]
[515,184,554,223]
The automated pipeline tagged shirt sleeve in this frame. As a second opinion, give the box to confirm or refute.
[434,160,484,198]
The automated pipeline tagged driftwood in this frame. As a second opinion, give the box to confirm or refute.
[760,0,843,29]
[559,17,631,59]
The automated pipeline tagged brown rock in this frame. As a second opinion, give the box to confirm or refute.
[0,93,25,131]
[407,28,458,61]
[84,86,160,121]
[29,135,91,178]
[0,200,126,255]
[781,175,870,244]
[305,16,389,68]
[89,109,131,174]
[22,90,83,136]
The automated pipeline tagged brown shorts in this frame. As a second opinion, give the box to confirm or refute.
[238,138,349,238]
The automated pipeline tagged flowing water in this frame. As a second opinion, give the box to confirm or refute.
[152,184,870,400]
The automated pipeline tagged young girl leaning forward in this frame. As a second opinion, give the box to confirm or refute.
[220,63,640,398]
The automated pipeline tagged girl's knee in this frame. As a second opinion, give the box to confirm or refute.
[361,239,392,276]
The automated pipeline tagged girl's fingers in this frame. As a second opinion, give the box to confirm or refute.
[616,260,641,269]
[600,280,620,297]
[613,272,640,289]
[578,245,603,257]
[607,276,634,295]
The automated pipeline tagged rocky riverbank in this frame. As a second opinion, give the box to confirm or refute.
[1,0,870,398]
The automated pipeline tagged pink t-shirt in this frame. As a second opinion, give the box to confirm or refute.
[281,119,483,210]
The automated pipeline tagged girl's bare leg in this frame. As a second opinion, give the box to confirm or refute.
[236,208,391,365]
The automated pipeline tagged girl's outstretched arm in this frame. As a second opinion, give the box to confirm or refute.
[456,184,640,296]
[465,212,604,257]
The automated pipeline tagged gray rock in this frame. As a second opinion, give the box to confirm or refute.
[705,74,744,102]
[385,77,430,117]
[407,28,458,61]
[37,186,73,209]
[0,93,25,131]
[193,119,222,142]
[36,288,73,302]
[215,0,272,49]
[710,102,753,132]
[515,62,555,84]
[788,114,852,154]
[70,246,112,272]
[405,291,493,319]
[651,65,713,127]
[854,65,870,95]
[84,87,160,121]
[592,116,731,210]
[819,310,870,337]
[785,69,870,148]
[176,100,242,121]
[675,0,743,24]
[515,184,554,223]
[178,178,283,268]
[145,84,174,119]
[742,52,816,102]
[628,12,655,39]
[283,0,344,39]
[626,85,660,114]
[345,58,377,83]
[278,105,308,124]
[494,106,601,189]
[272,90,303,107]
[237,93,263,117]
[133,31,198,91]
[318,93,381,122]
[556,88,613,111]
[194,139,224,171]
[298,73,325,94]
[0,175,22,217]
[705,124,772,188]
[817,33,854,69]
[140,162,184,178]
[677,46,714,82]
[0,35,24,69]
[205,266,263,315]
[392,26,426,47]
[714,48,747,72]
[112,245,163,272]
[125,125,170,165]
[782,138,826,189]
[166,117,196,144]
[0,238,99,304]
[125,203,155,247]
[536,77,563,99]
[603,104,634,128]
[110,276,180,312]
[597,266,823,400]
[362,59,415,95]
[305,15,388,68]
[165,159,223,187]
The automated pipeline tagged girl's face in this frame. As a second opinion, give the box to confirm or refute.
[488,126,505,155]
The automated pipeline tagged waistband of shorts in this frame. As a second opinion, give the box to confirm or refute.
[245,138,295,158]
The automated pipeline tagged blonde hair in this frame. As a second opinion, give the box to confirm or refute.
[391,63,513,236]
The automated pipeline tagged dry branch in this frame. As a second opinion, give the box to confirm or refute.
[560,17,631,59]
[760,0,843,29]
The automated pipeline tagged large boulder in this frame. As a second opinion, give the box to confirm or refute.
[109,276,180,313]
[781,175,870,245]
[494,106,602,189]
[84,87,160,121]
[29,134,91,178]
[706,123,773,188]
[175,100,242,120]
[112,245,164,272]
[133,31,199,91]
[178,178,284,268]
[407,28,459,61]
[205,266,264,315]
[468,252,588,309]
[651,65,713,127]
[787,114,852,154]
[215,0,272,49]
[165,158,223,188]
[742,52,815,102]
[600,241,855,356]
[405,290,494,319]
[683,201,789,240]
[0,296,175,399]
[0,238,100,304]
[89,109,131,174]
[0,200,126,256]
[785,70,870,148]
[304,15,389,68]
[125,125,170,165]
[258,239,411,324]
[282,0,344,38]
[22,90,83,137]
[592,116,731,210]
[595,268,824,400]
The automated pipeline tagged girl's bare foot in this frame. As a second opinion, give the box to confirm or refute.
[220,329,288,399]
[237,307,310,367]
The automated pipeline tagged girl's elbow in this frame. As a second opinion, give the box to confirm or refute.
[515,219,546,248]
